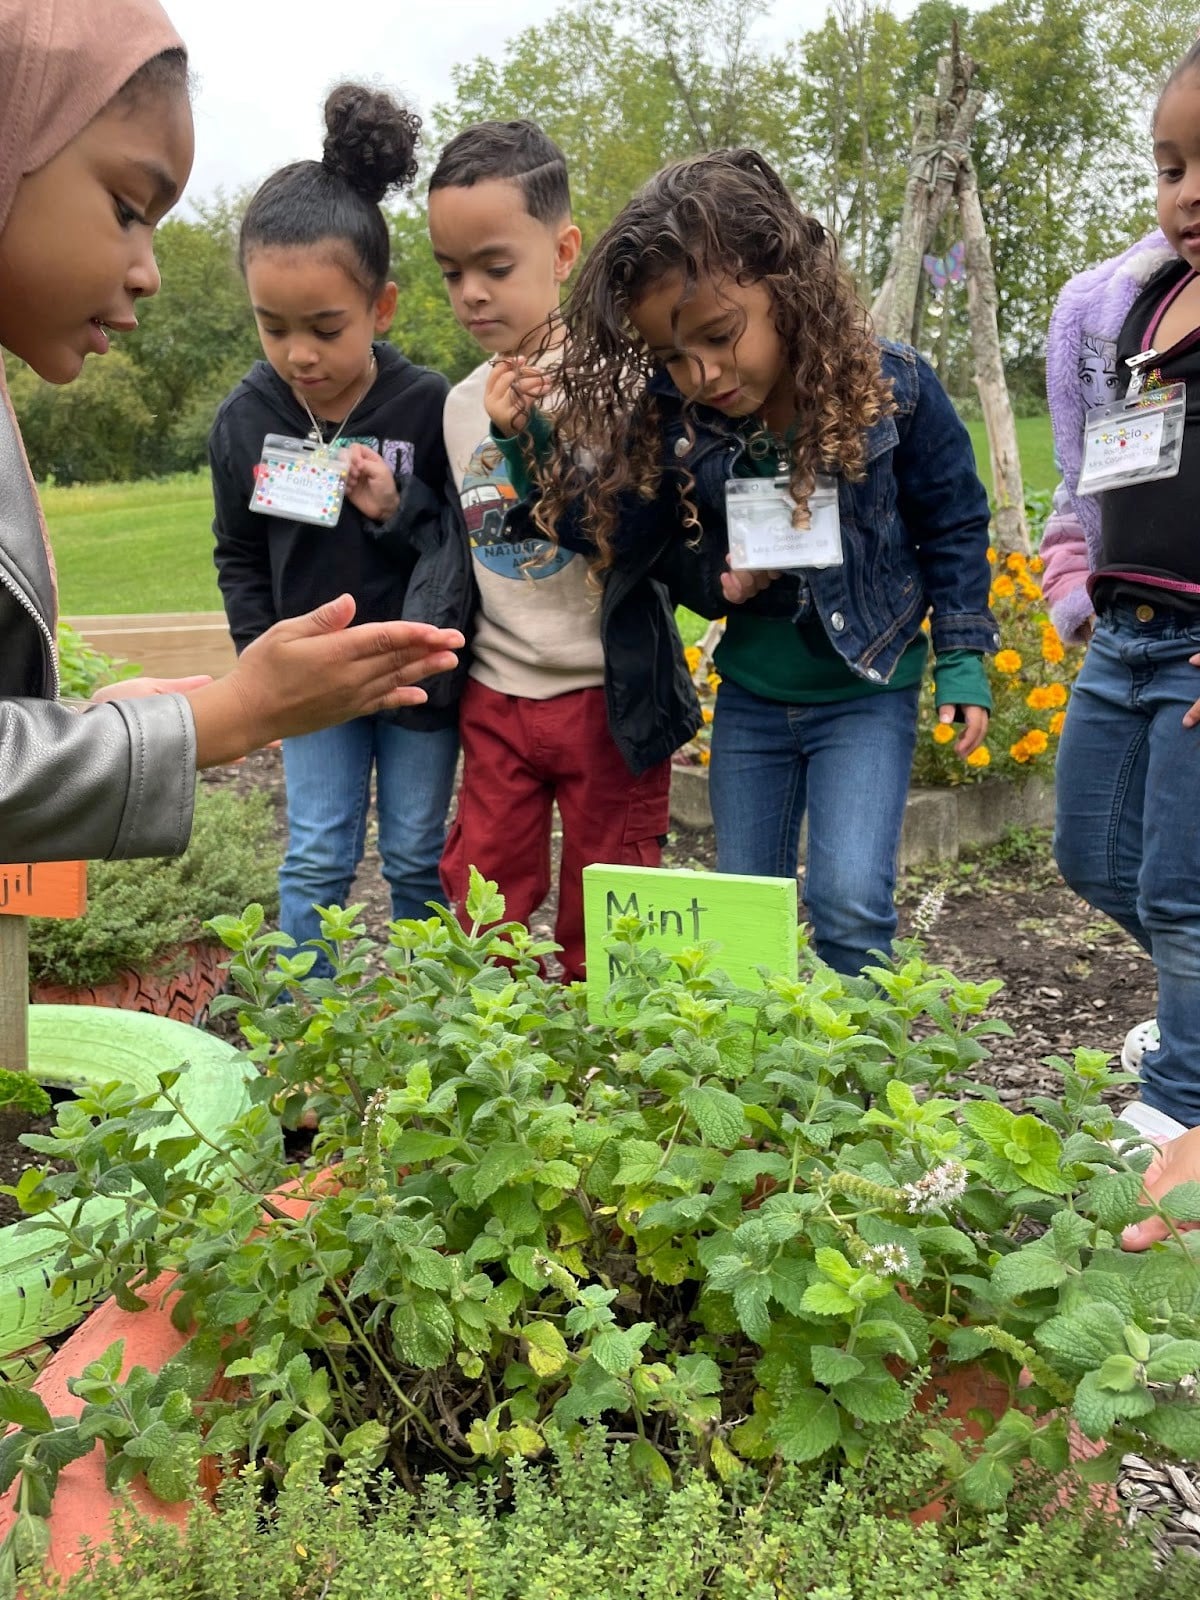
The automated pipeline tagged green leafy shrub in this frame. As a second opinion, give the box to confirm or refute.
[0,1070,51,1119]
[55,624,139,702]
[26,789,280,988]
[12,1432,1198,1600]
[6,879,1200,1554]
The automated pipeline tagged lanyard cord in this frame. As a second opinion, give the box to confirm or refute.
[296,351,377,450]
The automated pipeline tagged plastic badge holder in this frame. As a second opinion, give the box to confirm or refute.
[1076,383,1186,498]
[251,434,351,528]
[726,474,843,571]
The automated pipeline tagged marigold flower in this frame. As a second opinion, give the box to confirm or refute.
[1029,554,1044,573]
[1026,686,1054,710]
[1045,683,1067,707]
[966,746,991,767]
[986,546,997,564]
[697,747,711,766]
[1019,576,1042,601]
[992,575,1016,600]
[701,706,714,724]
[1005,551,1026,572]
[684,646,702,673]
[706,672,721,691]
[994,649,1022,674]
[1049,711,1066,735]
[1010,738,1032,763]
[1024,729,1049,754]
[931,722,956,744]
[1042,637,1065,664]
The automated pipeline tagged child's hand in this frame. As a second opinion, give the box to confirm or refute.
[720,561,780,605]
[1183,650,1200,727]
[1121,1125,1200,1249]
[345,444,399,523]
[938,703,988,758]
[485,355,552,438]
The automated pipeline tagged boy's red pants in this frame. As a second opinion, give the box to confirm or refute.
[440,678,672,981]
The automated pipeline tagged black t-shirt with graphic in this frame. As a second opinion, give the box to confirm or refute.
[1095,258,1200,615]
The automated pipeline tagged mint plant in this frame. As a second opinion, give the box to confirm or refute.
[3,868,1198,1573]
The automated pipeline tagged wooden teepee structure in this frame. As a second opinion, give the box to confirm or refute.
[871,29,1029,553]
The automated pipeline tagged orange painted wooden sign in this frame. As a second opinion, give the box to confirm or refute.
[0,861,87,919]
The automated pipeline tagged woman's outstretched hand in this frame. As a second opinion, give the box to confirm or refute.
[185,594,462,768]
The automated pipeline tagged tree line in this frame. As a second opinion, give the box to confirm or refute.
[10,0,1194,486]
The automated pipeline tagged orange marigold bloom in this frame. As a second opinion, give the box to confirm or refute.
[992,575,1016,599]
[966,746,991,767]
[1010,739,1032,763]
[994,649,1022,674]
[1006,552,1026,572]
[1026,686,1054,710]
[986,546,998,564]
[1029,554,1044,572]
[697,746,711,766]
[1049,711,1066,735]
[1042,636,1065,664]
[1024,729,1049,754]
[1019,576,1042,600]
[701,706,714,724]
[932,723,956,744]
[684,646,702,673]
[706,672,722,691]
[1045,683,1067,707]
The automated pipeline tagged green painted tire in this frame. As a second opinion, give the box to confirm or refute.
[0,1007,257,1366]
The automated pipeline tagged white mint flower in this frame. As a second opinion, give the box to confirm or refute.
[901,1159,968,1214]
[859,1241,911,1277]
[912,882,948,938]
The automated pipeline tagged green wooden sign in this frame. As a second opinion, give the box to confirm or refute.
[583,864,798,1018]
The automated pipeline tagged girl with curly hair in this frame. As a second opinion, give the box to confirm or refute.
[211,84,468,975]
[488,148,998,975]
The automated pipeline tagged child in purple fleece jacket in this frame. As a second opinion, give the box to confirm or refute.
[1042,37,1200,1143]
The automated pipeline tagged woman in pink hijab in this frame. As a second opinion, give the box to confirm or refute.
[0,0,462,862]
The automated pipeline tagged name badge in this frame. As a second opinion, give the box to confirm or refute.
[251,434,350,528]
[1077,383,1185,497]
[726,474,843,571]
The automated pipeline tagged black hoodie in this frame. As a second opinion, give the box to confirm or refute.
[209,342,467,727]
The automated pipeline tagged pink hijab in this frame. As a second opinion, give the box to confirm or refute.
[0,0,185,604]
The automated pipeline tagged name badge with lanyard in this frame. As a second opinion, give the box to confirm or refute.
[726,436,843,571]
[250,356,376,528]
[1076,279,1193,497]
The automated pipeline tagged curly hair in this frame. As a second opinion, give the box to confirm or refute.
[530,148,893,569]
[239,83,421,296]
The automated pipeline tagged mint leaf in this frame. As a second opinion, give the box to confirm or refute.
[680,1085,747,1149]
[1160,1181,1200,1223]
[0,1386,53,1434]
[770,1388,841,1463]
[989,1246,1070,1300]
[811,1346,865,1387]
[836,1371,909,1423]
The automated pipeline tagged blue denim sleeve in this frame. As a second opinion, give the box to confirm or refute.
[891,353,999,657]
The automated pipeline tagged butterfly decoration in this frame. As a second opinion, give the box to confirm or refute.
[922,239,966,292]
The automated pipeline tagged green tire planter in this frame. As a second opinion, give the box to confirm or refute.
[0,1007,257,1370]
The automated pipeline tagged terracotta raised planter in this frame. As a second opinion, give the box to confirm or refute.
[32,938,229,1026]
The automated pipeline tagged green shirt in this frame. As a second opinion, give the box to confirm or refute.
[714,424,990,714]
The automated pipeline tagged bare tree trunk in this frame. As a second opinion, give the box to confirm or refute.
[870,46,981,342]
[958,154,1029,553]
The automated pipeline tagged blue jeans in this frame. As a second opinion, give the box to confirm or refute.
[1055,603,1200,1127]
[708,676,920,975]
[279,716,458,977]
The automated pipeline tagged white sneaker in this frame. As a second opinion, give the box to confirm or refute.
[1121,1019,1160,1072]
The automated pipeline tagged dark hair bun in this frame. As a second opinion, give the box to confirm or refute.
[322,83,421,204]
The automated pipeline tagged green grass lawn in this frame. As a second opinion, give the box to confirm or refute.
[43,414,1057,620]
[43,472,220,616]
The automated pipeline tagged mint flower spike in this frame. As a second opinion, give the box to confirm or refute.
[901,1160,969,1214]
[858,1241,912,1278]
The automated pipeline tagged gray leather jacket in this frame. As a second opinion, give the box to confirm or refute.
[0,398,196,861]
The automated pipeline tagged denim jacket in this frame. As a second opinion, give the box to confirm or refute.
[638,339,998,684]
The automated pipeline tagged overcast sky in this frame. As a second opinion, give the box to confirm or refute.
[169,0,986,206]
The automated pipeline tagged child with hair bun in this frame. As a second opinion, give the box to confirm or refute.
[211,84,470,974]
